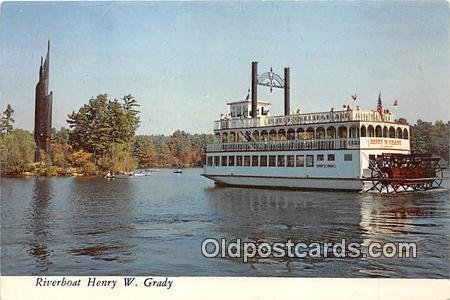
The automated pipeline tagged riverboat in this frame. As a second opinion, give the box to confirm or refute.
[202,62,416,191]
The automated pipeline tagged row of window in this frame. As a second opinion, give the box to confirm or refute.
[215,125,409,143]
[207,153,353,167]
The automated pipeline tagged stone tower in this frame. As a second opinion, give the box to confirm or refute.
[34,40,53,162]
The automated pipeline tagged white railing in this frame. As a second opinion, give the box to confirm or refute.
[214,110,396,130]
[206,138,361,152]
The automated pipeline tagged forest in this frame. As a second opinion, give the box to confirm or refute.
[0,99,448,176]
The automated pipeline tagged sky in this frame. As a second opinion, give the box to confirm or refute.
[1,1,449,135]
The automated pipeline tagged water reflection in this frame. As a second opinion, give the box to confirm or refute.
[27,178,54,272]
[358,190,449,277]
[2,169,448,277]
[360,191,445,243]
[66,177,137,264]
[204,187,367,275]
[205,187,364,241]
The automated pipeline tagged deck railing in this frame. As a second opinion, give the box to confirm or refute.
[206,138,361,152]
[214,110,396,130]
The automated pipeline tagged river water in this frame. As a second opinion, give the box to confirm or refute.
[1,168,448,277]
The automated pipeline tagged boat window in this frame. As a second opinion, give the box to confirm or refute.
[236,156,242,166]
[221,156,228,166]
[207,156,213,166]
[317,154,324,161]
[306,155,314,167]
[360,125,366,137]
[383,126,388,137]
[269,155,276,167]
[338,126,348,138]
[296,155,304,167]
[389,126,396,138]
[277,155,285,167]
[222,133,228,143]
[260,155,268,167]
[368,125,374,137]
[316,127,325,139]
[214,156,220,166]
[396,128,403,139]
[251,156,259,167]
[228,156,235,166]
[244,156,251,166]
[326,126,336,139]
[349,126,359,138]
[344,154,353,161]
[327,154,335,161]
[287,155,295,167]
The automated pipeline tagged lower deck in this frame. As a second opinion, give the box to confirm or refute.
[203,149,410,191]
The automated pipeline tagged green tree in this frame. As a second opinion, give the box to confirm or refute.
[133,136,156,167]
[67,94,140,157]
[410,119,449,162]
[52,127,70,144]
[0,129,35,175]
[132,132,213,167]
[98,143,137,172]
[0,104,15,134]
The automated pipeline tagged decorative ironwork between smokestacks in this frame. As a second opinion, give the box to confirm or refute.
[250,62,291,117]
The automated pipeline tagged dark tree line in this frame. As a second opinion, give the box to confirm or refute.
[410,120,449,162]
[132,131,213,168]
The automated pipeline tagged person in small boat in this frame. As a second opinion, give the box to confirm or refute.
[105,170,115,178]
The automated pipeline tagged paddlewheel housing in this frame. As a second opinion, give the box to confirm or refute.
[366,153,446,193]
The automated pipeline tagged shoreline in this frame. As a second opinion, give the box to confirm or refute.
[0,166,203,178]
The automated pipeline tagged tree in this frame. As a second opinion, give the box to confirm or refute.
[0,129,35,175]
[67,94,140,157]
[98,143,137,172]
[0,104,15,134]
[410,119,449,162]
[50,142,72,168]
[133,136,156,167]
[52,127,70,144]
[132,132,213,167]
[72,149,97,175]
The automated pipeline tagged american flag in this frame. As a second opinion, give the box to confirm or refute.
[377,92,383,116]
[393,99,398,107]
[351,93,357,101]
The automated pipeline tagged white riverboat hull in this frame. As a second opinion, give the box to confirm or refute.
[202,174,363,191]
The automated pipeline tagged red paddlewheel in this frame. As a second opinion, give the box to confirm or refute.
[367,153,445,193]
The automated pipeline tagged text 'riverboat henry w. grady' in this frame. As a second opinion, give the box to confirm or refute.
[202,62,414,191]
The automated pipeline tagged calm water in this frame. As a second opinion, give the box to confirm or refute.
[1,168,448,277]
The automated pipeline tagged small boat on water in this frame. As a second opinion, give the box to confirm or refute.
[133,169,158,176]
[115,173,133,178]
[174,169,183,174]
[104,172,116,179]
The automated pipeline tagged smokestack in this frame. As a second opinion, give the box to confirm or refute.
[284,67,290,116]
[251,61,258,118]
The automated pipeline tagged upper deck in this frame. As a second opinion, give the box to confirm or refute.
[215,108,397,131]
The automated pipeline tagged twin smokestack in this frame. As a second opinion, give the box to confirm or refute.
[251,61,290,118]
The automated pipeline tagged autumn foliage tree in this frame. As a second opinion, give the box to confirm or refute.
[132,131,213,168]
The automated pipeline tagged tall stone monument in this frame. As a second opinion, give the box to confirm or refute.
[34,40,53,162]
